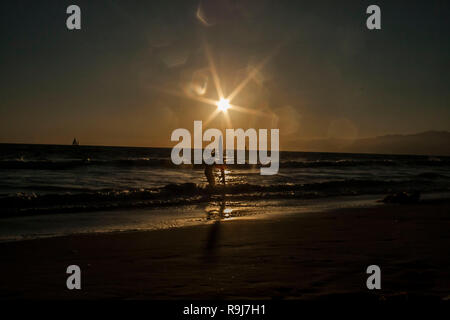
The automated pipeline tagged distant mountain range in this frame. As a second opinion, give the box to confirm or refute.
[292,131,450,156]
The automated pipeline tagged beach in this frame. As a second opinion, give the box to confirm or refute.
[2,0,450,308]
[1,198,449,300]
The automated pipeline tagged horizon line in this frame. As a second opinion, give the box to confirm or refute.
[1,141,449,158]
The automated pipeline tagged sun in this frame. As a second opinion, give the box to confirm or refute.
[153,41,275,128]
[216,98,231,112]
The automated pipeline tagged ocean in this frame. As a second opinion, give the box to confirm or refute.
[1,143,450,241]
[1,143,450,215]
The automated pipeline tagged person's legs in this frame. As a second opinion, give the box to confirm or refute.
[204,165,215,186]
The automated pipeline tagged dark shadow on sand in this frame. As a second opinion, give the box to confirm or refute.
[203,196,226,264]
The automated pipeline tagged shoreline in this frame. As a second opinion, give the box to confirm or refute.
[1,192,448,244]
[0,193,388,243]
[1,198,449,299]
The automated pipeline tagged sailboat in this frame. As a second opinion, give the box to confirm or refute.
[72,138,79,146]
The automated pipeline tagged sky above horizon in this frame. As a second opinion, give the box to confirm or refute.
[1,0,449,149]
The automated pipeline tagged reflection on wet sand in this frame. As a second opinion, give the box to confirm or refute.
[203,196,233,263]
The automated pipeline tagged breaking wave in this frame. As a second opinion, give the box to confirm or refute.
[2,176,448,217]
[1,157,450,170]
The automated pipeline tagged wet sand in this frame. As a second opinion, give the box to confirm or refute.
[0,199,449,300]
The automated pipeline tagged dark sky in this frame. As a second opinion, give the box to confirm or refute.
[1,0,449,148]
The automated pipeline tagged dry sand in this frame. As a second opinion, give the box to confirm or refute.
[1,199,449,300]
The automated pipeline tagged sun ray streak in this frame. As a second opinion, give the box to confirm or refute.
[223,111,232,128]
[203,109,221,127]
[148,84,218,107]
[227,44,282,102]
[204,43,224,99]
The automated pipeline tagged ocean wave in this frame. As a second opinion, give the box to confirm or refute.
[0,158,174,170]
[1,157,450,170]
[1,177,447,217]
[280,158,450,168]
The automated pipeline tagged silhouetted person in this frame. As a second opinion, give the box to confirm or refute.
[204,163,215,187]
[204,163,227,187]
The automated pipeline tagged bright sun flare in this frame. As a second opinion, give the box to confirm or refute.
[154,42,275,128]
[216,98,231,112]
